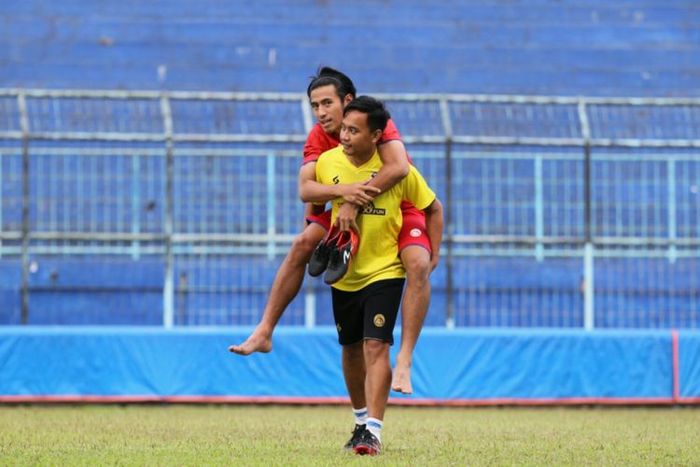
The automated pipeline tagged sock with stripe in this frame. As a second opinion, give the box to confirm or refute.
[352,407,368,426]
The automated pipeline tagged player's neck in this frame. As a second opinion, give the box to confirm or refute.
[346,148,375,167]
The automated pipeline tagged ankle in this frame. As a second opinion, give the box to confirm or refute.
[254,324,273,338]
[395,355,412,368]
[352,407,368,425]
[366,417,383,442]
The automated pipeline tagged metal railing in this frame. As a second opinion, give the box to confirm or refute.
[1,88,700,328]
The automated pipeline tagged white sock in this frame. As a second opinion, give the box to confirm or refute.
[366,417,383,442]
[352,407,368,425]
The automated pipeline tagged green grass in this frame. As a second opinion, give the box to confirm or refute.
[1,405,699,465]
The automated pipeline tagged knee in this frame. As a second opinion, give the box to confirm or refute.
[363,339,389,365]
[344,341,364,359]
[403,251,431,284]
[290,229,322,262]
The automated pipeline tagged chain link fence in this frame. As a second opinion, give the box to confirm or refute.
[1,89,700,328]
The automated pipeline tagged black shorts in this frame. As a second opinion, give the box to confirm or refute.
[331,278,405,346]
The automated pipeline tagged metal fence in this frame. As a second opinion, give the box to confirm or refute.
[1,89,700,328]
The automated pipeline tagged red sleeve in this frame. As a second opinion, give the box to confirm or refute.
[302,125,327,165]
[379,118,402,144]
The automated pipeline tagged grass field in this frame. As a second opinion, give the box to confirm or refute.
[1,405,699,465]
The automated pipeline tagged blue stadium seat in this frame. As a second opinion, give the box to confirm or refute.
[1,1,698,96]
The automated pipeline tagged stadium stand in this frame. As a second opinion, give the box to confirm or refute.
[1,1,699,329]
[1,0,699,96]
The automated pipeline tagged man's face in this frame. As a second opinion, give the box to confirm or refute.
[309,85,345,135]
[340,110,381,158]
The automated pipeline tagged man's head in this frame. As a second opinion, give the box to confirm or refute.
[307,67,357,135]
[340,96,390,160]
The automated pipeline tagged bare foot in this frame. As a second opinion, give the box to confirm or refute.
[228,331,272,356]
[391,362,413,394]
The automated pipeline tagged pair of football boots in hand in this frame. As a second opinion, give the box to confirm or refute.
[308,224,360,284]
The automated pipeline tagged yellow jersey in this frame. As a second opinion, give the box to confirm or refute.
[315,145,436,291]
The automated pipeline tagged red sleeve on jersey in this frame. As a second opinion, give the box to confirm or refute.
[302,125,327,165]
[379,118,402,144]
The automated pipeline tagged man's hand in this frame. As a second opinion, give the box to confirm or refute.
[336,202,361,232]
[430,253,440,272]
[338,182,380,205]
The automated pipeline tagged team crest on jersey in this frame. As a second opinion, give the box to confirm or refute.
[362,201,386,216]
[373,314,386,328]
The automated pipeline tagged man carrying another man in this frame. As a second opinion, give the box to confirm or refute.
[231,68,439,396]
[313,96,443,454]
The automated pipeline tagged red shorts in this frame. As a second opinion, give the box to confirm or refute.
[398,203,431,253]
[306,202,431,254]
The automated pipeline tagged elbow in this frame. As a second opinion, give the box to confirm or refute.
[394,157,410,179]
[299,190,312,203]
[387,160,410,183]
[396,163,410,180]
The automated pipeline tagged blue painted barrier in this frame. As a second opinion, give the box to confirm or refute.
[1,327,698,405]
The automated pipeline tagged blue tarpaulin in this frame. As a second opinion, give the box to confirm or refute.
[0,327,698,404]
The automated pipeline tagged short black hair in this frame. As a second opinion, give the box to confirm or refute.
[307,66,357,101]
[343,96,391,133]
